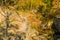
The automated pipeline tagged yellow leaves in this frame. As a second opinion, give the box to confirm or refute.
[40,1,46,6]
[16,0,48,11]
[8,6,15,10]
[47,19,53,29]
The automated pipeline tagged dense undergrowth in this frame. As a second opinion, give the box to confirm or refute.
[0,0,60,40]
